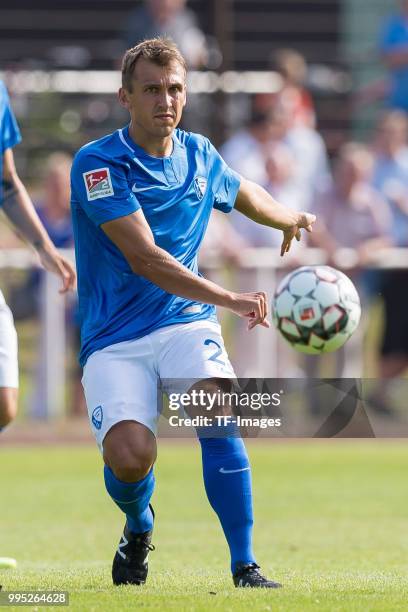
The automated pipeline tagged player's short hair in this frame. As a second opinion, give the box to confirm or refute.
[121,37,187,91]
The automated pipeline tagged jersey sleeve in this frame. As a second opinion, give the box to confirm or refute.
[71,149,140,226]
[208,140,241,213]
[0,83,21,153]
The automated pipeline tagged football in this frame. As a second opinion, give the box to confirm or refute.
[272,265,361,354]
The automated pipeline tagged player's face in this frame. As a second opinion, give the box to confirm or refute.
[120,58,186,139]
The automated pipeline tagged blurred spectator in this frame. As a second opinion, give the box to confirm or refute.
[372,111,408,245]
[265,142,310,213]
[220,104,277,185]
[255,48,316,129]
[311,143,392,265]
[230,142,308,249]
[122,0,209,69]
[35,153,74,248]
[222,99,331,207]
[370,111,408,404]
[31,152,85,418]
[308,143,392,381]
[379,0,408,112]
[25,153,74,314]
[277,103,331,201]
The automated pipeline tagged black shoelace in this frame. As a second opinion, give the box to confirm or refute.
[126,535,155,560]
[238,563,268,583]
[129,537,155,549]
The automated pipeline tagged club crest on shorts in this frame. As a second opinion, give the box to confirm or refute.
[193,176,207,200]
[83,167,114,201]
[92,405,103,430]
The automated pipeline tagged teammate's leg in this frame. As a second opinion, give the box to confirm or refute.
[0,388,18,430]
[0,296,19,433]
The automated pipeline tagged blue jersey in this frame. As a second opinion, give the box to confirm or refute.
[380,14,408,110]
[71,126,241,366]
[0,81,21,203]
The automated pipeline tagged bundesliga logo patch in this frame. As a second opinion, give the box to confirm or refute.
[193,176,207,200]
[83,167,114,201]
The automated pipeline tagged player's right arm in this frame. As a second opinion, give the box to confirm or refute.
[102,211,269,330]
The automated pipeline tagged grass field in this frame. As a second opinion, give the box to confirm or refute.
[1,441,408,611]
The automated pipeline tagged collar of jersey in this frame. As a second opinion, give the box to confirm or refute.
[121,124,179,160]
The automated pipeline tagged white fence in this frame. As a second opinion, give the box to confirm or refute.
[1,247,407,419]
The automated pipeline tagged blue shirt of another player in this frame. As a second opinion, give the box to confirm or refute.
[0,81,21,203]
[372,149,408,247]
[380,14,408,110]
[71,127,241,366]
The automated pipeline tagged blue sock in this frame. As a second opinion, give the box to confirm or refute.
[104,466,155,534]
[198,429,256,573]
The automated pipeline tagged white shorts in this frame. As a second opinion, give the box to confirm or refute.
[0,291,18,388]
[82,320,235,450]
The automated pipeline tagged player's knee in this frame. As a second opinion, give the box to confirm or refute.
[109,450,154,482]
[0,388,18,428]
[103,420,157,481]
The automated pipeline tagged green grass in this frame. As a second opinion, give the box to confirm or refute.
[1,442,408,611]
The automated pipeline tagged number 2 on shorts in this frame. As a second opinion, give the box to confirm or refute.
[204,338,225,365]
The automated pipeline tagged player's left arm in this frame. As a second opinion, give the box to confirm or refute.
[1,147,76,292]
[234,177,316,256]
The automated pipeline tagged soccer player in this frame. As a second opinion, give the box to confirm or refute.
[0,80,76,432]
[70,38,315,588]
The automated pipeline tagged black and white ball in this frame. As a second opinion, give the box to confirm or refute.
[272,266,361,354]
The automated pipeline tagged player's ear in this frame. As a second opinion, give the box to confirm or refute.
[118,87,130,110]
[183,85,187,107]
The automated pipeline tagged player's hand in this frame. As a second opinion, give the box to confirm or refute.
[280,212,316,257]
[36,245,77,293]
[228,291,270,331]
